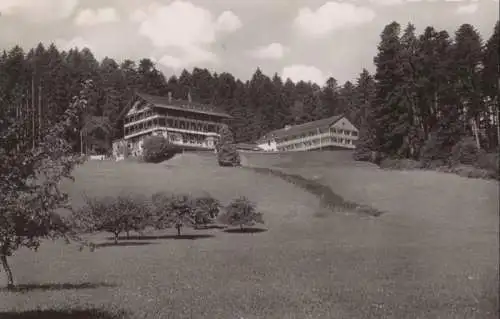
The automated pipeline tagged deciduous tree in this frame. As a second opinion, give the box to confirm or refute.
[0,80,94,288]
[74,194,152,243]
[151,193,195,236]
[219,197,264,230]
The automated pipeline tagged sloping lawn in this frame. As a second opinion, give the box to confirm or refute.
[1,154,498,318]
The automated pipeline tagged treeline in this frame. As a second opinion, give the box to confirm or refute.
[357,20,499,165]
[0,21,498,158]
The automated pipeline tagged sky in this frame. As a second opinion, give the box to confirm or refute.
[0,0,498,85]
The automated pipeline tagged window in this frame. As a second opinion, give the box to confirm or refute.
[352,131,358,136]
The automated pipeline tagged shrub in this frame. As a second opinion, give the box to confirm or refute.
[219,196,264,230]
[73,194,152,243]
[476,152,499,177]
[142,135,180,163]
[151,193,195,236]
[217,125,241,167]
[353,148,372,162]
[419,131,451,166]
[450,137,481,166]
[192,195,221,227]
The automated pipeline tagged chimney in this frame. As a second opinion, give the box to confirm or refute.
[168,92,172,103]
[187,90,192,103]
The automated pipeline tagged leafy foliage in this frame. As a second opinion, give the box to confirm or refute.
[355,20,499,175]
[219,197,264,230]
[151,193,196,236]
[450,137,482,166]
[0,80,94,287]
[217,125,241,167]
[142,135,180,163]
[192,195,221,227]
[73,194,152,243]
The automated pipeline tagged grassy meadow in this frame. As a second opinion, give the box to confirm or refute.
[0,151,498,318]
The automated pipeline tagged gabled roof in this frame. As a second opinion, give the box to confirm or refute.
[136,92,232,118]
[258,114,345,141]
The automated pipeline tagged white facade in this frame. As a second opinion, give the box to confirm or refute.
[257,139,278,152]
[259,116,359,152]
[120,95,228,157]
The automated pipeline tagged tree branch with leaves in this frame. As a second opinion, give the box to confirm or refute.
[0,79,95,288]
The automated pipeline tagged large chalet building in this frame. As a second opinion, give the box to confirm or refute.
[112,92,232,158]
[256,115,359,152]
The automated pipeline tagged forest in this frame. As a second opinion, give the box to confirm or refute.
[0,20,498,163]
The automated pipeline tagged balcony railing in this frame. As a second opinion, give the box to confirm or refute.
[124,124,221,140]
[278,138,356,151]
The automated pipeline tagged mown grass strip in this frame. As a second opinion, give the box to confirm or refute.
[247,167,384,217]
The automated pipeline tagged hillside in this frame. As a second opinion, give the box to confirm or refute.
[2,151,498,318]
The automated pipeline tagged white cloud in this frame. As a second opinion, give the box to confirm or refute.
[0,0,78,23]
[282,65,326,85]
[250,43,287,60]
[158,45,217,70]
[369,0,404,5]
[215,10,243,32]
[55,37,94,52]
[455,3,479,14]
[129,2,162,22]
[74,7,120,26]
[133,1,240,70]
[294,2,376,37]
[130,9,147,22]
[137,1,217,48]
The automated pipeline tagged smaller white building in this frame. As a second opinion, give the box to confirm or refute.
[257,115,359,152]
[256,138,278,152]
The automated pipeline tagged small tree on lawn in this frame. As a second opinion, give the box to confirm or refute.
[151,193,195,236]
[0,80,94,288]
[192,195,221,228]
[217,124,241,167]
[142,135,180,163]
[74,194,152,244]
[219,196,264,230]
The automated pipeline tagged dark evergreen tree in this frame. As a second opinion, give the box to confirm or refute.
[371,21,406,158]
[452,24,484,149]
[353,69,376,161]
[481,21,499,150]
[217,124,241,167]
[321,77,340,119]
[338,81,357,124]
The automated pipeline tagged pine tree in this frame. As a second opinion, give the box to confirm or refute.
[452,24,484,149]
[321,77,340,119]
[137,58,168,95]
[397,23,420,158]
[481,21,499,150]
[338,81,357,125]
[371,21,406,158]
[353,69,376,161]
[217,124,241,167]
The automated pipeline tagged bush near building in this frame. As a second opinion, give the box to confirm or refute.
[217,125,241,167]
[142,135,181,163]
